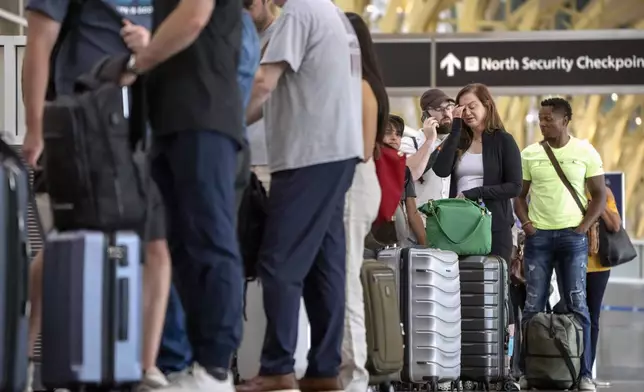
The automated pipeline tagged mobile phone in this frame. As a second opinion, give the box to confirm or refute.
[421,110,432,123]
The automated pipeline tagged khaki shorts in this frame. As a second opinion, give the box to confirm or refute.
[35,194,54,234]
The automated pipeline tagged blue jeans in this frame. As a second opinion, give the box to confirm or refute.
[521,228,592,378]
[157,286,193,373]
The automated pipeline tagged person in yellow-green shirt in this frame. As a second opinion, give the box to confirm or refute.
[586,187,621,383]
[514,97,607,392]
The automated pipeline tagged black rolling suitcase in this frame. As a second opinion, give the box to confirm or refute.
[459,256,516,391]
[0,140,31,392]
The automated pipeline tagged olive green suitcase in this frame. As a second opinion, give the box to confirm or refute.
[361,260,404,381]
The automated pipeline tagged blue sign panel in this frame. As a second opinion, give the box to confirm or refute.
[604,172,625,227]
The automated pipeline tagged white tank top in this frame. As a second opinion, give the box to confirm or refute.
[455,151,484,195]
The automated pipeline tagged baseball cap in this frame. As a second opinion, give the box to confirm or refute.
[420,89,455,110]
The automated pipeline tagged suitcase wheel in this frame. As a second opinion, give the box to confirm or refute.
[428,380,438,391]
[462,381,476,391]
[377,382,394,392]
[502,380,520,391]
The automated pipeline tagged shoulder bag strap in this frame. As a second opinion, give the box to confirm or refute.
[423,144,442,175]
[412,137,419,151]
[540,141,586,215]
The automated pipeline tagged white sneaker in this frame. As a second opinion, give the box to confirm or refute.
[160,363,234,392]
[579,377,596,391]
[518,376,528,390]
[166,368,190,383]
[137,367,170,391]
[25,361,34,392]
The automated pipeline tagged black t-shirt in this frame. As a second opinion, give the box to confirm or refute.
[147,0,243,143]
[401,167,416,201]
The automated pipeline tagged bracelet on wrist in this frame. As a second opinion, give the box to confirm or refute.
[522,220,533,227]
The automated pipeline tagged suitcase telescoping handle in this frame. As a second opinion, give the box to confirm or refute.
[116,276,129,341]
[106,238,130,342]
[7,169,30,316]
[103,235,131,382]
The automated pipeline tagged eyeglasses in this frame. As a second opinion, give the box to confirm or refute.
[428,103,455,114]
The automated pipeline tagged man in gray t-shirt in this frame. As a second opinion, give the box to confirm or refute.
[239,0,362,391]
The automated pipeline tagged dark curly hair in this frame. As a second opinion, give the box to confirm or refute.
[540,97,573,121]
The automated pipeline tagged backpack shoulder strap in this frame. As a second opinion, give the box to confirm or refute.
[47,0,87,100]
[553,334,580,387]
[59,0,87,61]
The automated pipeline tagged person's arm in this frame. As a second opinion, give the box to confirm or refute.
[361,80,377,162]
[21,4,67,166]
[514,181,532,226]
[462,132,522,201]
[245,13,307,125]
[246,63,287,125]
[406,197,426,245]
[402,168,425,245]
[432,118,463,178]
[23,10,62,130]
[576,145,607,233]
[601,188,621,232]
[579,175,606,233]
[514,152,536,235]
[133,0,215,73]
[406,118,438,180]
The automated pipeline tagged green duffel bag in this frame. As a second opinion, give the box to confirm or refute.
[523,312,584,390]
[419,198,491,256]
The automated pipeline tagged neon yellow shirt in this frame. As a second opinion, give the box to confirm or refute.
[521,137,604,230]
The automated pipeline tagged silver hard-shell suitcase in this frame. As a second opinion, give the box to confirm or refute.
[42,230,142,389]
[378,247,461,389]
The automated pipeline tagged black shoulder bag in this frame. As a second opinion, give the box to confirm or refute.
[597,207,637,267]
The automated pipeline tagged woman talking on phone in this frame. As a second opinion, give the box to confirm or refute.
[432,83,523,374]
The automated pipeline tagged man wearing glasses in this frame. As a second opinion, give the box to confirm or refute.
[400,88,455,210]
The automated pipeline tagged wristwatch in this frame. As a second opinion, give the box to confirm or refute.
[125,54,142,75]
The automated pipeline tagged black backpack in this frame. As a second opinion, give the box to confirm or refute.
[237,171,268,281]
[42,55,147,232]
[37,0,125,194]
[32,0,87,195]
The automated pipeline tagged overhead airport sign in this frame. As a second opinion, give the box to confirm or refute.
[373,36,432,90]
[435,30,644,92]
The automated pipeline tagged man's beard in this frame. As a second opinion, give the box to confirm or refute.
[437,122,452,135]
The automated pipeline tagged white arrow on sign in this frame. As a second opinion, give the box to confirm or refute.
[440,53,462,77]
